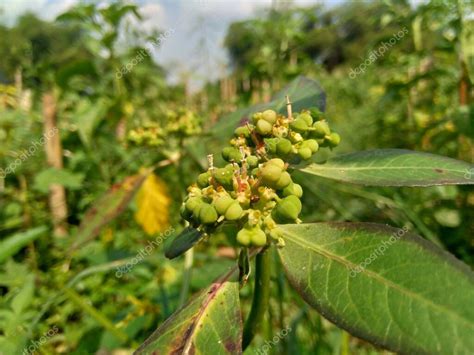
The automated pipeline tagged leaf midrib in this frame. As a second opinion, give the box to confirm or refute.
[282,230,474,329]
[182,269,237,354]
[303,165,464,173]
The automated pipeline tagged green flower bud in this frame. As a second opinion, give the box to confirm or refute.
[256,119,273,136]
[276,138,292,155]
[304,139,319,153]
[328,132,341,147]
[234,125,251,137]
[264,138,278,154]
[297,112,313,126]
[262,109,277,124]
[225,202,243,221]
[311,121,330,138]
[213,195,234,215]
[222,147,242,162]
[251,167,259,176]
[236,228,251,246]
[282,182,303,198]
[298,147,312,160]
[290,118,309,133]
[199,203,218,224]
[246,155,259,168]
[274,171,292,190]
[197,172,210,188]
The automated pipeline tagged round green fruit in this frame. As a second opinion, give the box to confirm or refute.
[197,172,210,188]
[234,126,250,137]
[282,182,303,198]
[298,147,312,160]
[199,203,218,224]
[309,108,322,121]
[252,112,263,124]
[214,168,234,187]
[246,155,259,168]
[297,112,313,126]
[225,202,243,221]
[250,227,267,246]
[213,195,234,215]
[305,139,319,153]
[267,158,285,170]
[264,138,278,153]
[180,204,192,219]
[274,196,301,221]
[262,109,277,124]
[276,138,292,155]
[274,171,292,190]
[222,147,242,162]
[290,118,309,133]
[185,196,202,214]
[285,195,302,212]
[328,132,341,147]
[256,119,273,136]
[261,163,283,183]
[236,228,251,246]
[311,121,330,138]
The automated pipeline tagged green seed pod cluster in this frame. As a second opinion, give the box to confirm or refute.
[180,107,340,248]
[128,109,201,147]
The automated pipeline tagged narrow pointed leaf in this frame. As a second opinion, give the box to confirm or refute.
[0,226,47,263]
[135,267,242,354]
[165,227,204,259]
[278,223,474,354]
[299,149,474,186]
[70,171,149,251]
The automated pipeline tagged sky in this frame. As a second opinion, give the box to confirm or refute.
[1,0,339,88]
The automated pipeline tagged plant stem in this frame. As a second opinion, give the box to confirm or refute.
[242,248,271,350]
[178,248,194,307]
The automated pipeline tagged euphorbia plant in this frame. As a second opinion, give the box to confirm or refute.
[135,78,474,355]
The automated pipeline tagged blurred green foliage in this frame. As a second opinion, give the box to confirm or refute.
[0,0,472,354]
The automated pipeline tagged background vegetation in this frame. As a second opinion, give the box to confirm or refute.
[0,0,472,354]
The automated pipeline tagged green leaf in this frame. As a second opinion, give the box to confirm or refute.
[11,275,34,314]
[34,168,85,193]
[0,226,47,263]
[135,267,242,354]
[299,149,474,186]
[164,227,204,260]
[278,223,474,354]
[70,171,149,251]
